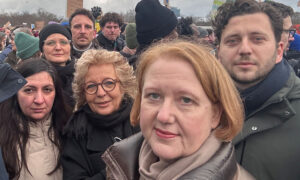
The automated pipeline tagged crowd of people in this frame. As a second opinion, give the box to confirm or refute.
[0,0,300,179]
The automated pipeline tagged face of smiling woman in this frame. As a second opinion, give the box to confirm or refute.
[17,71,55,121]
[84,63,123,115]
[140,57,221,161]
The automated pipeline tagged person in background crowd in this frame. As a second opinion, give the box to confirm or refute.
[207,29,216,45]
[0,32,6,52]
[213,0,300,179]
[4,26,33,67]
[15,32,41,61]
[120,23,139,59]
[0,62,27,180]
[0,58,72,179]
[62,49,139,180]
[69,8,100,59]
[130,0,178,68]
[97,12,125,52]
[266,1,300,77]
[0,32,10,62]
[197,27,210,43]
[265,1,295,53]
[39,23,75,108]
[119,23,127,40]
[102,40,254,180]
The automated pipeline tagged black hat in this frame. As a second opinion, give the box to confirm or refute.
[135,0,178,45]
[39,24,72,52]
[0,63,27,103]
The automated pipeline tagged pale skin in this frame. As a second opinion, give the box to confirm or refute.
[17,72,55,122]
[85,63,123,115]
[70,15,96,49]
[43,33,71,66]
[102,22,121,41]
[140,57,221,161]
[217,13,283,90]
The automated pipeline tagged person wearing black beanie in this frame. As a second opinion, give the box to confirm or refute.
[39,24,72,52]
[135,0,178,46]
[39,23,75,108]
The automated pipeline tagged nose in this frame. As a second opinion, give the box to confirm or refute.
[156,99,175,124]
[54,43,62,50]
[33,91,45,104]
[96,84,106,97]
[238,38,252,56]
[80,26,86,33]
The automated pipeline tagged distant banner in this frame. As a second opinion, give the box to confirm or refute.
[211,0,227,18]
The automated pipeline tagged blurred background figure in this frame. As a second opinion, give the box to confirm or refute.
[103,41,254,180]
[4,26,33,68]
[62,49,139,180]
[120,23,139,59]
[0,58,72,180]
[0,32,7,53]
[14,32,41,61]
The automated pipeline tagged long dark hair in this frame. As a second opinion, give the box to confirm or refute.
[0,58,72,179]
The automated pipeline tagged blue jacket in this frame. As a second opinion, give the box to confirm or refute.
[0,148,8,180]
[0,44,12,62]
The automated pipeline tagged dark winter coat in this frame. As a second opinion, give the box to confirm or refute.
[51,59,75,108]
[233,69,300,180]
[61,99,139,180]
[97,32,125,52]
[71,39,101,60]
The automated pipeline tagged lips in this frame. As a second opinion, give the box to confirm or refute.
[31,108,45,113]
[95,101,111,107]
[155,128,177,139]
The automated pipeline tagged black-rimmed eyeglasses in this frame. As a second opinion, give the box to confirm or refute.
[283,29,296,38]
[84,78,119,95]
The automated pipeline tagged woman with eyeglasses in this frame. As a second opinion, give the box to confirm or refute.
[61,49,139,180]
[39,24,75,107]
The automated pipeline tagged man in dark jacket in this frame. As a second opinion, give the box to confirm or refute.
[265,1,300,77]
[97,12,125,52]
[214,0,300,179]
[69,8,101,59]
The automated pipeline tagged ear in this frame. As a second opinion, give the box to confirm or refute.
[211,103,223,129]
[275,41,284,64]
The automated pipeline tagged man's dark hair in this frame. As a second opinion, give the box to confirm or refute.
[212,0,283,44]
[264,1,294,18]
[69,8,95,28]
[99,12,124,28]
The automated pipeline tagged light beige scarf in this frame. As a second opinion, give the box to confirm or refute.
[139,133,221,180]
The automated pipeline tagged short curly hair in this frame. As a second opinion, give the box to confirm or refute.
[100,12,123,28]
[72,49,136,110]
[212,0,283,45]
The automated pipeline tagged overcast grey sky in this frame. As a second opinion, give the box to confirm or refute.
[0,0,299,19]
